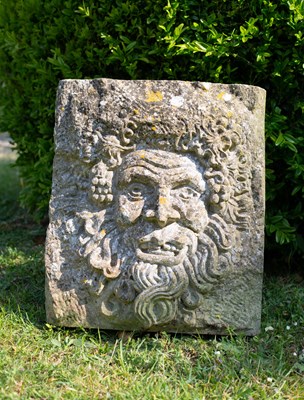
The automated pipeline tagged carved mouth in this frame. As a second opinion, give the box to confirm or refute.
[134,223,196,266]
[136,239,187,266]
[138,241,181,257]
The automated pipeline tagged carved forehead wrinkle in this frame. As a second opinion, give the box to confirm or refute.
[117,150,205,191]
[122,149,196,169]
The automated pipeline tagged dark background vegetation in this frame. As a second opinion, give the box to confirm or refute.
[0,0,303,274]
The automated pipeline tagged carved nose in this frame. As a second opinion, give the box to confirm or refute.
[145,191,181,227]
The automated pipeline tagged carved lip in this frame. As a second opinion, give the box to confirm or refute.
[135,223,194,265]
[136,239,187,266]
[139,240,181,256]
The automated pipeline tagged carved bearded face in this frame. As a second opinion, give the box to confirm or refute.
[80,150,221,329]
[115,149,209,263]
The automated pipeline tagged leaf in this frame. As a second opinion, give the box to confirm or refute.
[275,133,284,146]
[286,142,298,152]
[291,186,301,195]
[125,41,137,52]
[192,40,207,52]
[173,23,184,38]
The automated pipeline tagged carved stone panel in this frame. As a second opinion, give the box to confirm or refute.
[45,79,266,335]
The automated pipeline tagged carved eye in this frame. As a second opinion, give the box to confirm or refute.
[126,183,149,201]
[173,186,201,201]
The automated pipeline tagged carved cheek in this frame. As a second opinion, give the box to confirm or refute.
[118,195,144,224]
[183,201,197,220]
[183,200,209,230]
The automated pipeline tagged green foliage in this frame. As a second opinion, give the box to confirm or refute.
[0,0,303,265]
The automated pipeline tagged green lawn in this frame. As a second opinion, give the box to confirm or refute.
[0,149,303,400]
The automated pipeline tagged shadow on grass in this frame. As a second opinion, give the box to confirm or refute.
[0,152,47,326]
[0,244,46,326]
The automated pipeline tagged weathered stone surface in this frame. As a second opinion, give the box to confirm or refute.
[45,79,266,335]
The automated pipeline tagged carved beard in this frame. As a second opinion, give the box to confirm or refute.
[112,230,221,329]
[79,210,232,329]
[113,261,189,328]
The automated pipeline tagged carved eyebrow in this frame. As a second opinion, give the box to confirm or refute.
[171,180,205,193]
[167,167,206,191]
[118,167,159,186]
[118,165,206,192]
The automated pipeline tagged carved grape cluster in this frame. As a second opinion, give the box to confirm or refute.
[90,162,113,204]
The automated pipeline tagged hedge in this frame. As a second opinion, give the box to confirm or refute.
[0,0,303,271]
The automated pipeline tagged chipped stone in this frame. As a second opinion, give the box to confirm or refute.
[201,82,212,90]
[170,95,184,107]
[222,93,232,102]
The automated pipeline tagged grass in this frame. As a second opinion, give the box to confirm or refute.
[0,146,303,400]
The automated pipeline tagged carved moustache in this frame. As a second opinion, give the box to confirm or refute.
[135,222,198,267]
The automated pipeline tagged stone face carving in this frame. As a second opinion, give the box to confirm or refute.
[45,79,266,334]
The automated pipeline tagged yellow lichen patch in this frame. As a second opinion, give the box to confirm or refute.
[227,111,233,118]
[159,196,167,205]
[151,126,157,131]
[217,92,225,100]
[101,229,106,236]
[145,90,163,102]
[139,151,146,159]
[60,107,65,111]
[88,87,96,95]
[133,109,139,115]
